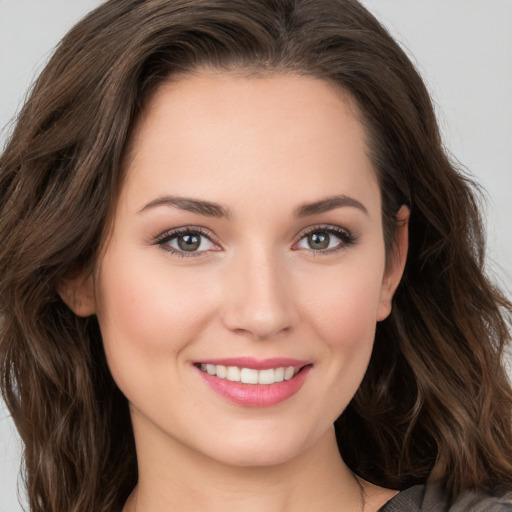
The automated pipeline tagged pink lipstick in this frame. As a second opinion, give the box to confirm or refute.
[194,357,312,407]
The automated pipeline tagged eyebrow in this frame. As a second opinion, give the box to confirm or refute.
[138,196,231,218]
[294,195,369,217]
[138,193,368,219]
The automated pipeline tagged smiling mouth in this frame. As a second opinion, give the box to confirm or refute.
[197,363,305,385]
[194,361,312,407]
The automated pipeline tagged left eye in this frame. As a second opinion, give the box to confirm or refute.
[296,229,348,251]
[160,231,215,254]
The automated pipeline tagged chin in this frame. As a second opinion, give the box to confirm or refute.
[194,427,318,469]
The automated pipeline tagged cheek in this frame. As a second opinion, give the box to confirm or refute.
[301,259,384,349]
[298,255,384,402]
[274,257,385,432]
[94,249,217,390]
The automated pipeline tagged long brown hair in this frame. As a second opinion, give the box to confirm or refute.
[1,1,511,510]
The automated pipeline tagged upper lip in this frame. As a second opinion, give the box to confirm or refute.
[195,357,311,370]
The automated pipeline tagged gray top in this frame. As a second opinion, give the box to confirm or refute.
[379,484,512,512]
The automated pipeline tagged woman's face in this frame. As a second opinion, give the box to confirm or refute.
[66,72,407,467]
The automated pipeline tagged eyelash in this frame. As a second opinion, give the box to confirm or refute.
[154,225,358,258]
[293,225,358,255]
[155,226,219,258]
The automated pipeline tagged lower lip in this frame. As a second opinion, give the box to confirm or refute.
[195,365,312,407]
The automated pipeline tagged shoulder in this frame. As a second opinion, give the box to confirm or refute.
[378,483,512,512]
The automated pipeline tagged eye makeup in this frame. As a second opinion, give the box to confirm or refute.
[292,224,359,255]
[153,223,358,258]
[154,226,221,258]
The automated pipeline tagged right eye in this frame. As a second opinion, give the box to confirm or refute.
[156,228,219,257]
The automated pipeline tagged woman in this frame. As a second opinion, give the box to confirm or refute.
[1,0,511,511]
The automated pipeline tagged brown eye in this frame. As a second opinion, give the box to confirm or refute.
[295,226,355,253]
[177,233,201,251]
[158,229,217,256]
[307,232,330,250]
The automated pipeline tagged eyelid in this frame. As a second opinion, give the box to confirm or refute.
[153,223,357,258]
[154,226,222,257]
[292,224,357,253]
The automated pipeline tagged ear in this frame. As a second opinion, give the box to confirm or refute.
[57,270,96,317]
[376,205,409,321]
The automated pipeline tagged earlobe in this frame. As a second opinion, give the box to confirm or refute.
[57,271,96,317]
[376,205,410,321]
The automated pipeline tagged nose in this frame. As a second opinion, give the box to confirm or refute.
[221,248,299,340]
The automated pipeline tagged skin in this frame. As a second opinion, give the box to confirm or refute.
[61,72,408,512]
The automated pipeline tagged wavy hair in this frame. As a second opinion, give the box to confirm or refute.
[1,0,511,510]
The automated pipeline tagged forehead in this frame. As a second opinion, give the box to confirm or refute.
[121,71,380,217]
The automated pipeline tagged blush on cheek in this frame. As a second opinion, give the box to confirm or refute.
[305,272,382,342]
[97,252,219,365]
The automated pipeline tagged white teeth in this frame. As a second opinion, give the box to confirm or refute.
[240,368,259,384]
[284,367,295,381]
[226,366,241,382]
[200,364,302,384]
[258,369,275,385]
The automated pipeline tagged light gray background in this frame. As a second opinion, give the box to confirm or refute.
[1,1,511,510]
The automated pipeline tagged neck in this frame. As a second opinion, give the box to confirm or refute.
[124,423,363,512]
